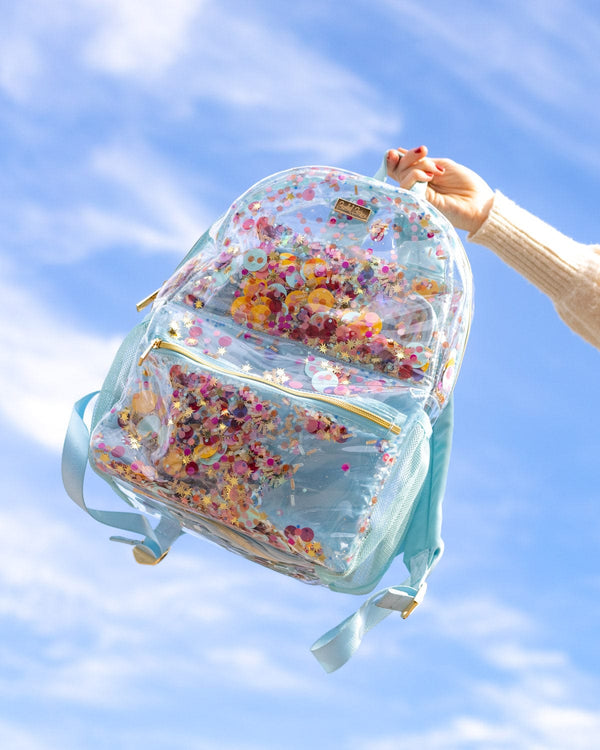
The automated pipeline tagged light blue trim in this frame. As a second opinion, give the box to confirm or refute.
[373,154,389,183]
[311,584,418,673]
[311,398,454,672]
[61,393,183,559]
[400,395,453,587]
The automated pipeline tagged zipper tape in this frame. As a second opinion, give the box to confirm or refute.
[139,338,402,436]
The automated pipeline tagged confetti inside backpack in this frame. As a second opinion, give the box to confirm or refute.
[62,159,472,672]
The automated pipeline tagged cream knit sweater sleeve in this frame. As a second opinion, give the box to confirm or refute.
[468,191,600,350]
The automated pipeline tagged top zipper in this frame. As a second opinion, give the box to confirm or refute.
[136,287,162,312]
[139,338,402,436]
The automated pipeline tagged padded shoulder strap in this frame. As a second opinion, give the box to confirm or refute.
[311,397,454,673]
[62,393,183,562]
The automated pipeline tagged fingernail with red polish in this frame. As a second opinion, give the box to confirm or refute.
[436,165,445,173]
[415,147,424,153]
[425,172,434,177]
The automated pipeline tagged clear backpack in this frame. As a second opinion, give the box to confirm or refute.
[62,161,472,672]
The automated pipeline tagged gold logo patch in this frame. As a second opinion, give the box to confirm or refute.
[333,198,372,222]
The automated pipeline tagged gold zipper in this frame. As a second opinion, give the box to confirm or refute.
[139,338,402,435]
[136,285,164,312]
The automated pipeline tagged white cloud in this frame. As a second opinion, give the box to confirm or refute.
[0,275,121,452]
[4,0,399,162]
[0,501,329,711]
[7,141,208,264]
[89,143,206,251]
[354,593,600,750]
[359,700,600,750]
[0,719,55,750]
[207,646,316,693]
[157,9,400,160]
[485,642,568,672]
[0,36,40,102]
[427,594,535,640]
[384,0,600,169]
[82,0,206,78]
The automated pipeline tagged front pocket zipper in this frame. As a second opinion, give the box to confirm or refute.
[94,333,410,580]
[139,338,402,436]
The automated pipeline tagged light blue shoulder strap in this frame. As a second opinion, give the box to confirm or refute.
[61,392,183,563]
[311,397,453,673]
[373,154,389,183]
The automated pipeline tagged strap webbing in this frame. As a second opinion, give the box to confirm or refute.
[61,393,183,560]
[311,399,454,673]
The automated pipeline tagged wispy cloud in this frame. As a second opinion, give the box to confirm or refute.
[0,274,121,452]
[0,36,40,103]
[354,594,600,750]
[207,646,315,692]
[0,719,56,750]
[79,0,400,160]
[3,141,208,264]
[0,500,330,712]
[3,0,399,163]
[383,0,600,170]
[81,0,206,79]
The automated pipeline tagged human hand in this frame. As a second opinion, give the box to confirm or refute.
[386,146,495,234]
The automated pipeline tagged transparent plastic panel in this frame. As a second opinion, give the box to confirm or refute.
[95,165,472,591]
[90,342,426,581]
[151,167,472,421]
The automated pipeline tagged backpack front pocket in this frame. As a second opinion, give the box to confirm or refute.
[90,339,425,583]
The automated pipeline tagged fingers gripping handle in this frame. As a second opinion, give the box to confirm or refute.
[373,152,428,196]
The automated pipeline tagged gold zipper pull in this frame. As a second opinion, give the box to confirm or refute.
[136,285,164,312]
[138,338,162,366]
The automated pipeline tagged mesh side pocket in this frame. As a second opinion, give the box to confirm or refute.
[319,410,431,595]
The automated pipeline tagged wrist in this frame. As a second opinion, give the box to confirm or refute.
[469,193,494,234]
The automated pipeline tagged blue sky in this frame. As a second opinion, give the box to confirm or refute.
[1,1,600,748]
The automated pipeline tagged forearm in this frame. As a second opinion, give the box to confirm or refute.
[468,191,600,349]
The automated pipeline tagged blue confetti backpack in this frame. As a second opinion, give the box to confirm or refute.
[62,160,472,672]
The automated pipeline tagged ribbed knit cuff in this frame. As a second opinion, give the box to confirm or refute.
[467,191,584,302]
